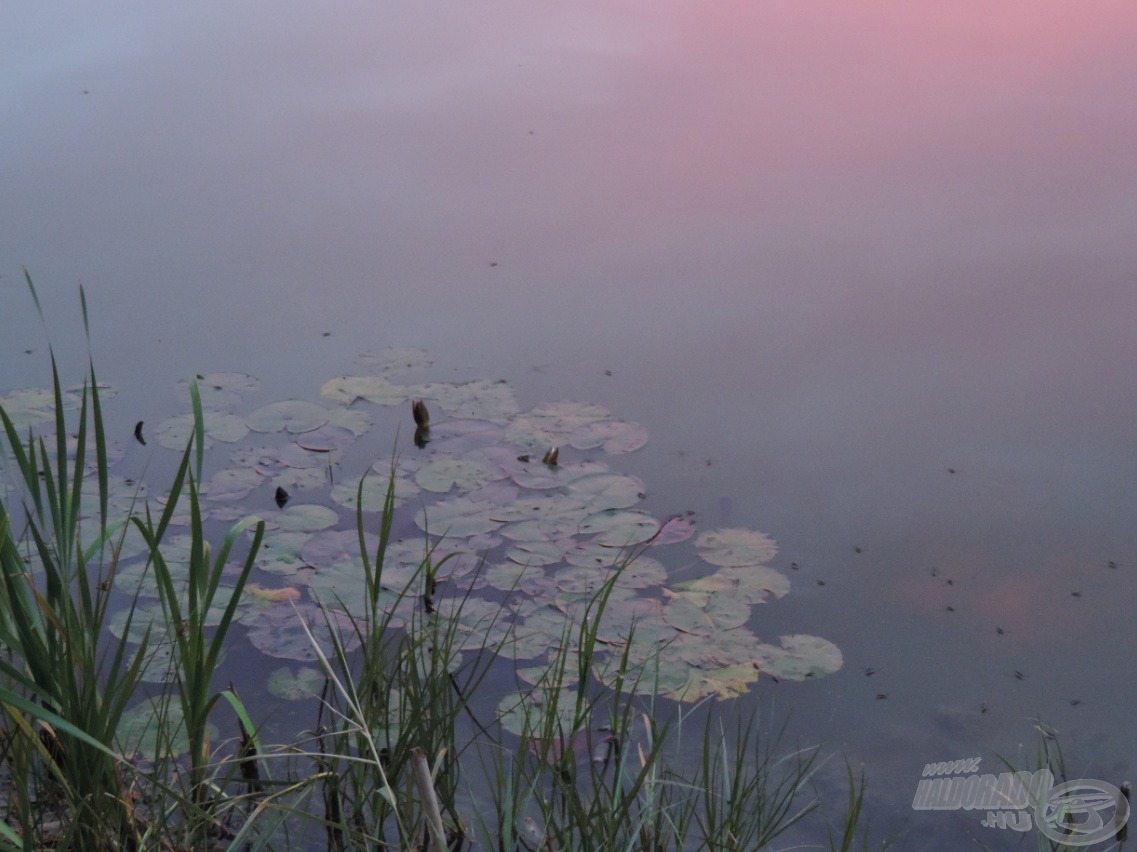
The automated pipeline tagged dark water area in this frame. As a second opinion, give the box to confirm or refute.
[4,2,1137,847]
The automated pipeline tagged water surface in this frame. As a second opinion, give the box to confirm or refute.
[4,3,1137,846]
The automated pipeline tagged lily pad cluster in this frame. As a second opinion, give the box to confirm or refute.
[2,347,842,706]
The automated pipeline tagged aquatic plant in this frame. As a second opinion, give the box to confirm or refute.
[0,274,859,849]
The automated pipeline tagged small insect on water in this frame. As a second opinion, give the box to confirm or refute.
[134,421,146,445]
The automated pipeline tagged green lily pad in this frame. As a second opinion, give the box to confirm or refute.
[331,473,419,511]
[497,687,587,739]
[179,372,259,409]
[669,662,762,702]
[118,697,216,761]
[355,346,433,375]
[415,458,493,493]
[204,468,265,501]
[154,411,249,449]
[321,375,409,406]
[568,419,649,455]
[325,405,373,435]
[267,666,326,700]
[506,401,611,449]
[564,472,645,511]
[695,528,778,566]
[512,461,608,491]
[413,378,520,423]
[0,387,60,430]
[507,540,565,567]
[614,555,667,589]
[754,634,844,681]
[272,467,328,491]
[415,496,503,538]
[485,561,533,591]
[268,503,339,533]
[578,510,660,547]
[246,603,361,661]
[247,400,330,434]
[253,530,313,575]
[296,424,355,452]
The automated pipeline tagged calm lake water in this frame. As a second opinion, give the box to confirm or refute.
[4,2,1137,847]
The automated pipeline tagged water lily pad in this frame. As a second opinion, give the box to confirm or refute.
[0,387,59,430]
[614,555,667,589]
[267,666,326,700]
[321,375,409,405]
[273,467,328,491]
[268,503,339,533]
[355,346,433,375]
[204,468,265,501]
[179,372,259,409]
[415,496,503,538]
[564,472,645,511]
[654,515,696,545]
[296,424,355,452]
[253,531,313,575]
[497,687,587,739]
[246,603,361,661]
[670,662,762,702]
[301,529,379,572]
[568,419,649,455]
[507,539,566,567]
[562,539,622,569]
[695,528,778,566]
[512,460,608,491]
[506,401,611,450]
[246,582,303,603]
[118,697,214,761]
[754,634,844,681]
[415,459,493,494]
[247,400,330,434]
[412,379,519,423]
[325,405,373,435]
[331,473,418,511]
[485,561,533,591]
[578,510,660,547]
[554,565,614,595]
[154,411,249,449]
